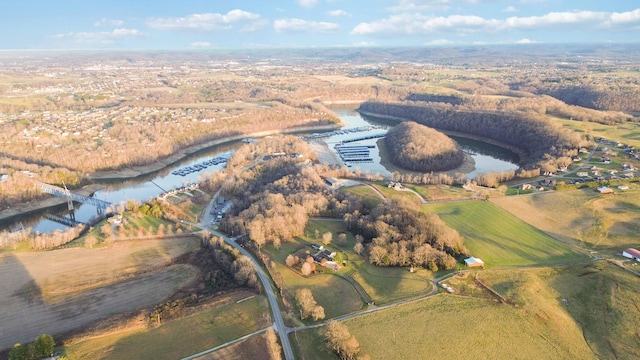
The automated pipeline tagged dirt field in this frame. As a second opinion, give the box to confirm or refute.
[0,238,200,351]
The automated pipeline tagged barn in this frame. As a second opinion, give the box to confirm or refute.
[622,248,640,262]
[464,257,485,268]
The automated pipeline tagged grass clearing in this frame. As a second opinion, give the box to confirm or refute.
[263,230,364,322]
[426,201,584,267]
[339,184,384,208]
[491,188,640,251]
[62,295,271,360]
[349,261,433,304]
[291,327,338,360]
[340,293,593,360]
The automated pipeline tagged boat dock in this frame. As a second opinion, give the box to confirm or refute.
[171,156,227,176]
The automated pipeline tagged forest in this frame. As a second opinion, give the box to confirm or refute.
[384,121,464,172]
[215,136,466,271]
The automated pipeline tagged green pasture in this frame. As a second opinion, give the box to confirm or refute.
[349,260,433,304]
[263,235,364,321]
[426,201,584,267]
[547,261,640,359]
[61,295,271,360]
[339,184,384,208]
[492,188,640,250]
[291,327,339,360]
[339,294,593,360]
[302,219,434,304]
[556,118,640,148]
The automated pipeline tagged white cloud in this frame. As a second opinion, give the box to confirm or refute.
[274,18,340,33]
[514,38,536,44]
[351,9,640,36]
[387,0,478,13]
[327,9,350,17]
[240,19,269,33]
[94,18,124,27]
[190,41,211,48]
[425,39,456,45]
[502,6,518,13]
[353,41,376,47]
[504,11,606,29]
[52,28,142,44]
[351,13,498,36]
[607,8,640,26]
[296,0,319,8]
[146,10,261,31]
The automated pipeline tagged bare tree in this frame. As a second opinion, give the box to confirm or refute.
[322,231,333,246]
[265,327,283,360]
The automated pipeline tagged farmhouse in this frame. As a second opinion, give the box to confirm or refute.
[596,186,614,194]
[622,248,640,262]
[464,257,485,268]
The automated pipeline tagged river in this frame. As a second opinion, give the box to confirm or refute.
[2,107,518,234]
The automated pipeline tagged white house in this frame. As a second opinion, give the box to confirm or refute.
[622,248,640,262]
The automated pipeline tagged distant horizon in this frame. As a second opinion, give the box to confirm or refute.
[2,1,639,50]
[1,41,639,53]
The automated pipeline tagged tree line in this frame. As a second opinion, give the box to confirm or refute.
[385,121,464,172]
[344,198,467,271]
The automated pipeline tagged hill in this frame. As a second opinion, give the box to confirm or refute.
[385,121,464,172]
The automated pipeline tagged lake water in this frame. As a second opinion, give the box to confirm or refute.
[3,106,519,234]
[329,106,520,178]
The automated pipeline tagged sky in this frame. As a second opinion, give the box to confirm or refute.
[1,0,639,50]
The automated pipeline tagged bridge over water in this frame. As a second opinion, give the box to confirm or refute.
[34,181,113,213]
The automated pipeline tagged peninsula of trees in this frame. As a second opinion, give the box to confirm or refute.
[359,100,588,172]
[385,121,464,172]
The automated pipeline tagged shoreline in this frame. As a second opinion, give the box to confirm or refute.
[376,138,476,179]
[357,109,527,163]
[0,123,341,224]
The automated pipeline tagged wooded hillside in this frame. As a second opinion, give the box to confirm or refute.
[359,101,587,167]
[385,121,464,172]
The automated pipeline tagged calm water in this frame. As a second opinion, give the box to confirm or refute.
[3,106,518,233]
[329,106,519,178]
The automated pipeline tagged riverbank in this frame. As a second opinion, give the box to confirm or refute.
[0,184,106,225]
[88,124,341,181]
[0,124,341,224]
[376,138,476,179]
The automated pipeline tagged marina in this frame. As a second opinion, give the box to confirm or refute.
[171,156,227,176]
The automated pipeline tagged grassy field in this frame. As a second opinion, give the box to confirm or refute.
[300,219,434,304]
[349,261,433,304]
[62,295,271,360]
[321,293,593,360]
[491,187,640,251]
[0,238,201,351]
[449,262,640,360]
[556,118,640,148]
[426,201,584,267]
[262,227,364,322]
[291,327,339,360]
[297,260,640,360]
[339,184,384,208]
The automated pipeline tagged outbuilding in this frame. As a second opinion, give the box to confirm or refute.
[622,248,640,262]
[464,257,485,268]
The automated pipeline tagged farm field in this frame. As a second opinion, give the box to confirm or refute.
[297,293,593,360]
[339,184,385,208]
[426,201,585,267]
[491,187,640,251]
[0,238,201,351]
[448,262,640,360]
[62,294,271,360]
[556,118,640,148]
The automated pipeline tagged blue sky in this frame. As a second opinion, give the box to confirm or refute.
[2,0,639,49]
